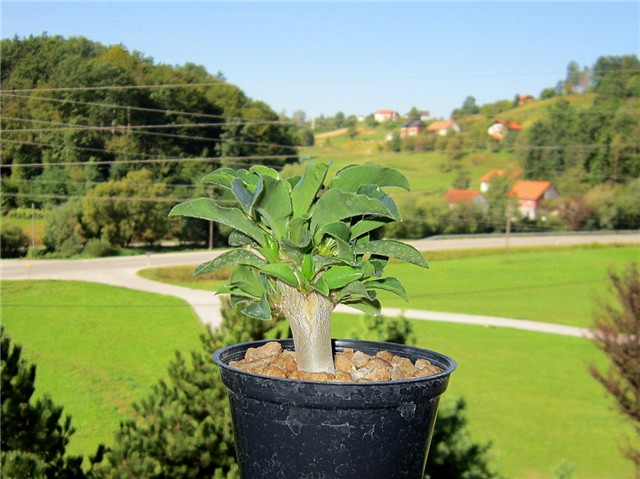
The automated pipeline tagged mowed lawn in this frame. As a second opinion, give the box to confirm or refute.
[1,281,206,457]
[141,244,639,328]
[333,314,635,479]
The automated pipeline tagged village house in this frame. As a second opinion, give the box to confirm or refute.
[517,94,535,106]
[487,120,522,140]
[427,120,460,136]
[444,189,489,211]
[509,180,559,220]
[479,169,521,192]
[374,109,400,122]
[400,119,426,138]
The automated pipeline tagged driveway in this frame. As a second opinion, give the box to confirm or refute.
[2,232,638,336]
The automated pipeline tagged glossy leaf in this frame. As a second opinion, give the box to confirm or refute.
[193,250,266,276]
[341,297,382,316]
[231,176,263,214]
[330,164,410,192]
[200,168,237,188]
[242,295,272,321]
[227,265,264,299]
[290,161,329,218]
[353,240,428,268]
[321,265,362,290]
[169,198,264,246]
[262,263,299,287]
[364,277,409,301]
[253,176,292,239]
[311,189,394,233]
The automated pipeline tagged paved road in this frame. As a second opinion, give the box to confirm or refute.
[2,232,638,336]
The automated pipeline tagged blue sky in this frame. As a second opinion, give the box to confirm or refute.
[2,1,639,119]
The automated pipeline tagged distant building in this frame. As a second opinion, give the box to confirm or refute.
[444,189,489,211]
[427,120,460,136]
[487,120,522,140]
[374,110,400,122]
[479,169,521,192]
[510,180,559,220]
[400,119,426,138]
[517,94,535,106]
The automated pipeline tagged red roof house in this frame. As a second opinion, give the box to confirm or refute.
[427,120,460,136]
[509,180,559,220]
[445,189,489,211]
[487,120,523,140]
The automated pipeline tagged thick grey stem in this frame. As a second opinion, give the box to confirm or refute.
[276,281,336,374]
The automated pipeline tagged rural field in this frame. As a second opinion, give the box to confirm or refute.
[1,244,638,478]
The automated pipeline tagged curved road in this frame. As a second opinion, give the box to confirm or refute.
[2,232,638,337]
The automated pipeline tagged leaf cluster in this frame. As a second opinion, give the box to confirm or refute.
[170,162,428,321]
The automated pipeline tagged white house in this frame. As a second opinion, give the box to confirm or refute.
[427,120,460,136]
[509,180,559,220]
[374,110,400,122]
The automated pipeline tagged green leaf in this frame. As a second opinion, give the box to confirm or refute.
[312,276,330,296]
[250,165,280,179]
[350,219,390,240]
[311,189,395,233]
[231,176,263,214]
[353,240,428,268]
[253,176,292,239]
[169,198,264,246]
[320,222,351,242]
[200,168,237,188]
[330,164,410,192]
[242,295,272,320]
[288,217,311,247]
[357,185,401,220]
[228,265,265,298]
[321,265,362,290]
[193,250,267,276]
[364,277,409,301]
[228,230,259,247]
[335,280,372,301]
[340,297,382,316]
[262,263,299,287]
[302,253,315,282]
[290,161,329,218]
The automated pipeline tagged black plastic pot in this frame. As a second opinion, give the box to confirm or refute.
[214,338,456,479]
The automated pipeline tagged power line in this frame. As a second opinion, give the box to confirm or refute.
[0,154,298,168]
[1,92,299,126]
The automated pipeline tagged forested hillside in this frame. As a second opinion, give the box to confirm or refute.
[0,35,311,256]
[1,36,639,258]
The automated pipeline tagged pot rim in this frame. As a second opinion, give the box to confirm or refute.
[214,337,457,386]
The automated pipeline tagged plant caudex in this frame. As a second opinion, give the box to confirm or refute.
[170,162,428,374]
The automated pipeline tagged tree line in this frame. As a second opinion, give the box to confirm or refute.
[0,34,313,256]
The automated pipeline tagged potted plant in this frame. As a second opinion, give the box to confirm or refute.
[170,161,456,479]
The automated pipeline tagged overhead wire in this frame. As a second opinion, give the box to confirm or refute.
[0,92,300,126]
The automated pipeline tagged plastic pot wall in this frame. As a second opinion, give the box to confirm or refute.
[214,338,456,479]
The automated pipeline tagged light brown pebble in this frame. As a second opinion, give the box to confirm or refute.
[376,350,394,362]
[245,341,282,361]
[351,350,371,368]
[288,370,336,382]
[334,354,355,372]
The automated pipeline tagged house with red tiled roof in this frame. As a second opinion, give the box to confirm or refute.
[517,94,535,106]
[479,169,522,192]
[487,120,523,140]
[427,120,460,136]
[509,180,559,220]
[444,189,489,211]
[374,110,399,122]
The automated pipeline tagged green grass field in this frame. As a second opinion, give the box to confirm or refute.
[140,244,639,327]
[2,242,638,478]
[1,281,206,457]
[334,315,634,479]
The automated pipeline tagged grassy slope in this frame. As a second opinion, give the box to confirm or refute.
[300,93,596,198]
[1,281,206,457]
[139,245,639,328]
